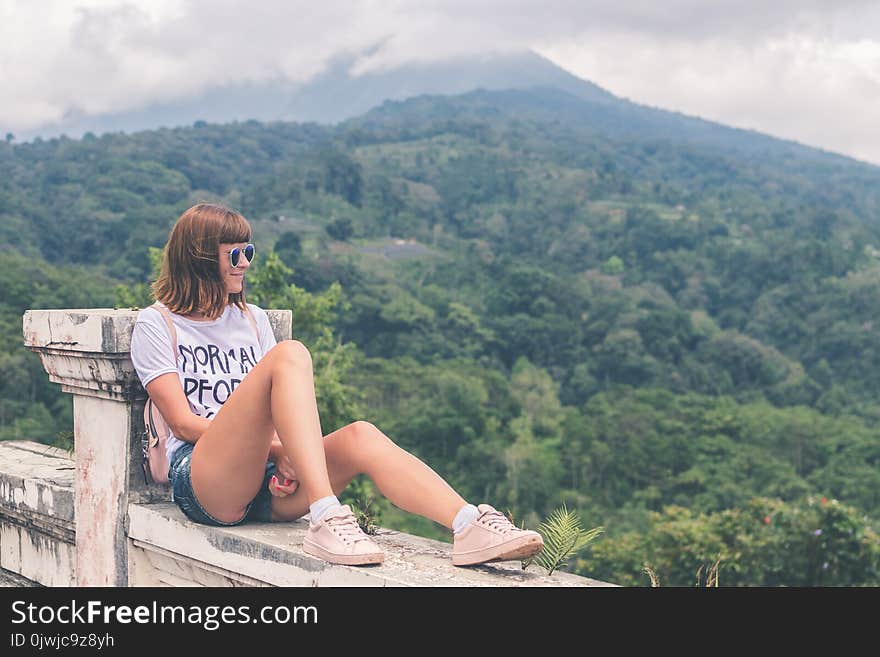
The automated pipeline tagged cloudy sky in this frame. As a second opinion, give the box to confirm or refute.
[2,0,879,165]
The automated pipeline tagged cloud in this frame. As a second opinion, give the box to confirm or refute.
[539,25,880,164]
[1,0,879,164]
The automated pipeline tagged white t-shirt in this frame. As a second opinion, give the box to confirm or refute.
[130,301,278,462]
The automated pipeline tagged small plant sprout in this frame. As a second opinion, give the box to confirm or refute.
[695,558,722,587]
[643,565,661,587]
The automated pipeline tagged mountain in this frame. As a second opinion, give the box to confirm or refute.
[16,51,617,141]
[19,48,865,175]
[350,85,861,167]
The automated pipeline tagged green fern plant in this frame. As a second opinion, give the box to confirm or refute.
[521,504,604,575]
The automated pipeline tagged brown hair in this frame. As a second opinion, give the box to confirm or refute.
[151,203,252,320]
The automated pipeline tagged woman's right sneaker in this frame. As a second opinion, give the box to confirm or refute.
[452,504,544,566]
[303,504,384,566]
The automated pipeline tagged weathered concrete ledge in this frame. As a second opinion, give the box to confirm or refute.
[128,503,612,587]
[0,441,76,586]
[0,567,39,587]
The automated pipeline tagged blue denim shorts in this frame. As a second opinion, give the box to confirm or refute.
[169,442,277,526]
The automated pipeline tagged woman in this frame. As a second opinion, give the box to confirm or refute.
[130,202,543,567]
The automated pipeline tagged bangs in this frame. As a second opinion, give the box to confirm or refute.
[218,208,252,244]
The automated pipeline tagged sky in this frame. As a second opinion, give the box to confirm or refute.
[2,0,879,165]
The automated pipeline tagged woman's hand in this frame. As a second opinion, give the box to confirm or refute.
[268,435,300,498]
[268,473,299,497]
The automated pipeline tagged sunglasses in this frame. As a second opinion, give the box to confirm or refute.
[229,244,255,268]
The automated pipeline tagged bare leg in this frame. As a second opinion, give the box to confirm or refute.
[190,340,335,523]
[190,340,467,528]
[270,421,468,529]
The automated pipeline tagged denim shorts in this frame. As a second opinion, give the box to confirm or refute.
[169,442,276,526]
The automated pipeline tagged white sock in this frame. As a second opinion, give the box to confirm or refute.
[309,495,341,524]
[452,503,480,534]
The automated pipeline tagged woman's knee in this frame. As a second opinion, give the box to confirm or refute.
[341,421,393,464]
[269,339,312,368]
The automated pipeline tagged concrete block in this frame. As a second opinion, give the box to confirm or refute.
[128,503,614,587]
[0,441,76,587]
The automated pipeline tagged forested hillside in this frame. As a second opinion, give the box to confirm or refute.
[2,87,878,585]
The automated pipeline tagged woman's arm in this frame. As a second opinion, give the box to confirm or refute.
[268,431,298,483]
[144,372,211,442]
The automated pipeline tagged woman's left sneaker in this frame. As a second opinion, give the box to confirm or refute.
[452,504,544,566]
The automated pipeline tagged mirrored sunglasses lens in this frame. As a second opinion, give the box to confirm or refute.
[230,248,241,267]
[244,244,255,262]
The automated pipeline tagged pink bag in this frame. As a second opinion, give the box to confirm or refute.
[143,396,173,485]
[141,302,260,485]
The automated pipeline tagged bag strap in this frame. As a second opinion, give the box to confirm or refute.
[150,302,179,361]
[242,304,262,347]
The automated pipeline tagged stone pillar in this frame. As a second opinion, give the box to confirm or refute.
[22,307,292,586]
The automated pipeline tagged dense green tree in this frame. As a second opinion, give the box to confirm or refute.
[580,497,880,586]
